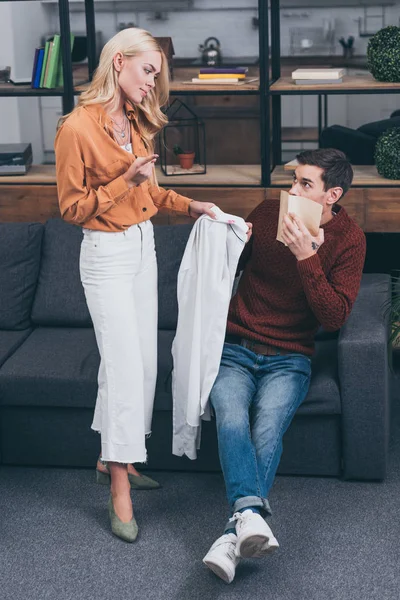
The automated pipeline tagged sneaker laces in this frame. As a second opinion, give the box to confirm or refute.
[230,511,247,532]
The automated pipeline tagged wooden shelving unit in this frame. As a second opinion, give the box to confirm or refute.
[281,127,318,142]
[271,165,400,187]
[270,73,400,95]
[0,164,262,187]
[0,65,90,97]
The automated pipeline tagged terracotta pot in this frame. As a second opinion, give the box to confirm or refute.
[178,152,195,169]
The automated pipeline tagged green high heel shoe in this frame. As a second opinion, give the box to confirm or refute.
[96,464,161,490]
[108,495,138,543]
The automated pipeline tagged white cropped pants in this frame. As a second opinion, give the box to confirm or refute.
[80,220,157,464]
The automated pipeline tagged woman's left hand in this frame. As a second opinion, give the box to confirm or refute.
[188,200,217,219]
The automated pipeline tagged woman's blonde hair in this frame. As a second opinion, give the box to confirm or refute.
[58,28,169,151]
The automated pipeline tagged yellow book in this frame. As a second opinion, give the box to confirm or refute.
[198,73,246,79]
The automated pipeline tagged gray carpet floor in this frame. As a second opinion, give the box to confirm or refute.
[1,381,400,600]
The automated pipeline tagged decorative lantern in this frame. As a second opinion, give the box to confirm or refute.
[159,99,206,176]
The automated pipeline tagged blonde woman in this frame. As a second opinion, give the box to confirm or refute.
[55,28,215,542]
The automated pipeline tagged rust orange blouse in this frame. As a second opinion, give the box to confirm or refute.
[54,103,192,231]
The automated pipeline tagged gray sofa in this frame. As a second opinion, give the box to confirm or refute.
[0,218,391,480]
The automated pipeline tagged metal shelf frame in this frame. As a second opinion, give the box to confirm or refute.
[269,0,400,184]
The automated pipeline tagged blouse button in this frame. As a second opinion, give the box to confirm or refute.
[142,207,147,212]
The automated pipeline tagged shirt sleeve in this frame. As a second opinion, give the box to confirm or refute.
[147,183,191,214]
[55,124,130,224]
[297,230,366,331]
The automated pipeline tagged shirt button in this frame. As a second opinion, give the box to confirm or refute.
[142,207,147,212]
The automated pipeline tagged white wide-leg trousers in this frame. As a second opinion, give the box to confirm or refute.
[79,220,157,464]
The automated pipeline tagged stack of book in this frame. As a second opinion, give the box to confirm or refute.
[191,67,249,85]
[31,34,75,89]
[291,68,345,85]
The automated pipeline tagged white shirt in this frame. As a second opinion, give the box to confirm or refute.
[172,206,248,459]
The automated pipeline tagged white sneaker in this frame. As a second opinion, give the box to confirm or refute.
[203,533,240,584]
[234,509,279,558]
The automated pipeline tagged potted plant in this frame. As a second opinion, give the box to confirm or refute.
[367,25,400,82]
[173,145,195,170]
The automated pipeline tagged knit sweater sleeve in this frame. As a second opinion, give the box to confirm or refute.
[296,228,366,332]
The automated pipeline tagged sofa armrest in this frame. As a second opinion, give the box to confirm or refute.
[319,125,376,165]
[338,273,391,480]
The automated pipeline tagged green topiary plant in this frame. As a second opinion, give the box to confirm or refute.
[375,127,400,179]
[367,25,400,82]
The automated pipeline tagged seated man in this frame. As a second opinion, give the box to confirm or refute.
[203,148,366,584]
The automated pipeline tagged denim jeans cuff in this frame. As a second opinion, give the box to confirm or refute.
[233,496,272,516]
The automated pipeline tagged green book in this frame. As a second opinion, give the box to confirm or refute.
[39,40,51,88]
[44,34,60,89]
[56,34,75,88]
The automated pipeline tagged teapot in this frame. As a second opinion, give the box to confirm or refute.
[198,37,222,67]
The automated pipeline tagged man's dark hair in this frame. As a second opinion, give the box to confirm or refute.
[296,148,353,198]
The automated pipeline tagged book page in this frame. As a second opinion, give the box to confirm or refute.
[276,190,322,244]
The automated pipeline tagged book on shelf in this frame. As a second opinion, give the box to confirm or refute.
[56,34,75,88]
[44,34,61,89]
[39,40,51,88]
[199,67,248,75]
[30,34,75,90]
[42,41,54,88]
[284,158,299,171]
[291,68,344,80]
[198,73,246,79]
[276,190,322,245]
[294,78,343,85]
[191,77,241,84]
[189,77,258,85]
[32,48,45,89]
[30,48,40,88]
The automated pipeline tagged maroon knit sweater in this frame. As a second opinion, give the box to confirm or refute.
[227,199,366,356]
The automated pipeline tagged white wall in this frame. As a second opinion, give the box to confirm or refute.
[0,2,51,162]
[0,3,20,143]
[46,0,400,58]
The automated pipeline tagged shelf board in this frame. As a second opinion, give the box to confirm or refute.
[0,165,56,185]
[0,65,90,98]
[270,73,400,94]
[76,66,260,95]
[0,164,261,187]
[2,164,400,190]
[282,127,318,142]
[271,165,400,187]
[156,164,261,186]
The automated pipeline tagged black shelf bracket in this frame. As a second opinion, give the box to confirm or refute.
[85,0,97,80]
[259,0,270,187]
[59,0,74,114]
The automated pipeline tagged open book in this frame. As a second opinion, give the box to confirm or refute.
[276,190,322,245]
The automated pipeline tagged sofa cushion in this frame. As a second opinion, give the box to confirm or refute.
[0,327,99,408]
[154,224,192,330]
[154,333,341,415]
[0,223,43,330]
[358,116,400,138]
[31,219,91,327]
[0,329,32,369]
[0,327,178,411]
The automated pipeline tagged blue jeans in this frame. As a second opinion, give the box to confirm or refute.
[210,342,311,527]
